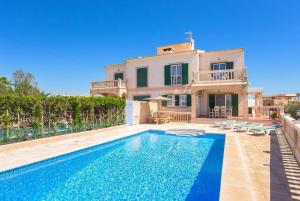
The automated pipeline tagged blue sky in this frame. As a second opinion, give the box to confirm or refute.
[0,0,299,95]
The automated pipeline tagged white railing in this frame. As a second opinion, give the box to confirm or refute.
[90,80,126,89]
[192,69,247,82]
[155,111,191,122]
[279,113,300,165]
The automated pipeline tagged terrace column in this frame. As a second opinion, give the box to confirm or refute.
[191,93,197,119]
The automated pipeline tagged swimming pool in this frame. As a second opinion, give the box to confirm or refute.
[0,130,225,201]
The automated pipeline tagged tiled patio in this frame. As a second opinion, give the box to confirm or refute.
[0,123,299,201]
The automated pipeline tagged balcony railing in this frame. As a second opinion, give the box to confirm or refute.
[90,80,126,89]
[192,69,247,83]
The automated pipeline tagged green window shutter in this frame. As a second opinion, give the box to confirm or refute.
[208,94,215,109]
[164,65,171,86]
[226,62,234,69]
[114,73,123,80]
[186,94,191,106]
[232,94,239,116]
[133,95,150,101]
[175,95,180,106]
[182,63,189,84]
[162,95,168,106]
[137,68,148,87]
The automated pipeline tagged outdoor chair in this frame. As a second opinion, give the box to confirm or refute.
[214,106,220,118]
[209,108,214,118]
[220,106,227,118]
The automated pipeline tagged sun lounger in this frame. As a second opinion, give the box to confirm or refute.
[221,121,246,130]
[247,125,278,136]
[210,120,236,128]
[233,123,264,132]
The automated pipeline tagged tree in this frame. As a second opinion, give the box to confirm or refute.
[12,70,42,96]
[0,77,13,95]
[296,93,300,101]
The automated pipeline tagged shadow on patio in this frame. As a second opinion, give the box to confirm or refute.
[270,129,300,200]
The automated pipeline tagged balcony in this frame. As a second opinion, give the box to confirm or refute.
[192,69,247,85]
[90,80,127,97]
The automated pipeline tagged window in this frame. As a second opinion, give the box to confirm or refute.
[180,95,187,106]
[211,62,233,71]
[166,95,173,106]
[114,73,123,80]
[211,62,234,80]
[212,63,226,71]
[165,94,190,107]
[171,64,182,85]
[133,95,150,101]
[136,67,148,87]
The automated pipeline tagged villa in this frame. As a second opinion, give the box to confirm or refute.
[90,40,249,120]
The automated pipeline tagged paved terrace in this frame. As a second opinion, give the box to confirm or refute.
[0,123,300,201]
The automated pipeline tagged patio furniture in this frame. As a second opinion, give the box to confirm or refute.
[226,107,233,117]
[214,106,220,118]
[152,112,172,124]
[210,120,236,128]
[158,112,172,124]
[221,121,247,130]
[220,106,227,118]
[209,108,214,118]
[233,123,263,132]
[152,112,160,124]
[247,125,278,136]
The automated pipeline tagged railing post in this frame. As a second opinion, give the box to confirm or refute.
[118,79,122,88]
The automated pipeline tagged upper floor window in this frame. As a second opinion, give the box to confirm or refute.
[164,63,188,86]
[171,64,182,85]
[136,67,148,88]
[212,63,226,70]
[114,72,123,80]
[211,62,233,71]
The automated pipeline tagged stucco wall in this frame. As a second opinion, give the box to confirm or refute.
[105,64,126,80]
[125,52,199,90]
[195,85,248,117]
[199,49,244,71]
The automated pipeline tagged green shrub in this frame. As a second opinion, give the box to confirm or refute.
[0,95,125,143]
[285,102,300,119]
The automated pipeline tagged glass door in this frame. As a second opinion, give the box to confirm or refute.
[225,94,232,109]
[215,94,225,106]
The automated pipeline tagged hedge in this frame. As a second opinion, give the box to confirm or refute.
[0,95,125,144]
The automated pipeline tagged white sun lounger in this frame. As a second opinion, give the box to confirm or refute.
[247,125,278,136]
[233,123,264,132]
[210,120,236,128]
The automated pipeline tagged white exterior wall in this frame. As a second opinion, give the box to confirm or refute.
[101,48,248,117]
[125,52,199,90]
[199,50,244,71]
[105,64,126,80]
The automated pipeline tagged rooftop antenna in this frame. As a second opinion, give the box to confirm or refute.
[185,31,195,50]
[185,31,194,43]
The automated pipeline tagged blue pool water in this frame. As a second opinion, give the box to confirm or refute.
[0,130,225,201]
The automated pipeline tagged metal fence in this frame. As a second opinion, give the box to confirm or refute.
[0,118,125,145]
[279,113,300,165]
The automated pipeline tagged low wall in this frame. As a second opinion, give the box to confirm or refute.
[130,101,158,124]
[279,113,300,165]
